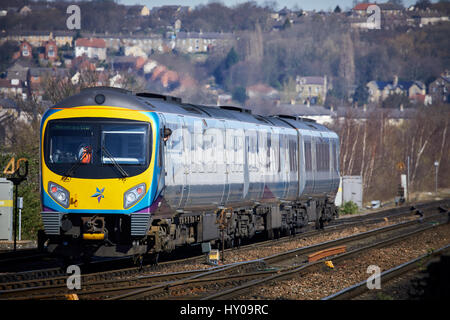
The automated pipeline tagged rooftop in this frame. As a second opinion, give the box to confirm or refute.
[75,38,106,49]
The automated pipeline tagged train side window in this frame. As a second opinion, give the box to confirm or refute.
[305,141,312,172]
[289,137,297,172]
[316,142,330,171]
[333,140,339,172]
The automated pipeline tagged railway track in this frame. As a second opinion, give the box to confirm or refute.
[198,211,450,300]
[322,243,450,300]
[2,204,447,300]
[1,199,446,287]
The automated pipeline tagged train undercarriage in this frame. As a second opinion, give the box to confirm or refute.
[40,197,338,263]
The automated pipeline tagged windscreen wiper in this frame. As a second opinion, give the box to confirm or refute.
[101,145,129,178]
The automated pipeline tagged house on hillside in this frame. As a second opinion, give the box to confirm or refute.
[352,3,375,16]
[378,3,404,15]
[0,79,27,100]
[3,31,74,47]
[174,32,235,53]
[429,71,450,104]
[127,5,150,17]
[17,41,33,59]
[6,61,29,86]
[296,76,329,105]
[44,40,58,61]
[366,76,426,103]
[75,38,106,60]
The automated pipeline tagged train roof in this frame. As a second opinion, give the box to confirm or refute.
[53,86,334,133]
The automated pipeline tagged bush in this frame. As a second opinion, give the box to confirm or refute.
[339,201,359,215]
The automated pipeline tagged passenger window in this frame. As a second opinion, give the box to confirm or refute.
[305,141,312,172]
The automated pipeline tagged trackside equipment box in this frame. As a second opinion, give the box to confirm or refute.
[0,178,13,240]
[335,176,363,208]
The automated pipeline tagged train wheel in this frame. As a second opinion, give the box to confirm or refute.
[315,218,324,230]
[274,228,280,239]
[148,253,159,265]
[133,254,144,269]
[226,238,234,249]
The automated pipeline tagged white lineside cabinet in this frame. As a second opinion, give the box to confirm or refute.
[335,176,363,208]
[0,178,13,240]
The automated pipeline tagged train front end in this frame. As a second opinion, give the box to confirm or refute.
[39,94,160,259]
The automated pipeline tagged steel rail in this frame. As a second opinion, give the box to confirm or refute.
[1,201,447,299]
[200,215,449,300]
[322,243,450,300]
[86,211,448,300]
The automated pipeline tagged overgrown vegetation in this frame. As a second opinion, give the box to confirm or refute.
[339,201,360,215]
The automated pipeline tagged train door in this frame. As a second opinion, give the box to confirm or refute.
[310,134,317,195]
[204,118,227,207]
[315,133,329,194]
[155,113,166,198]
[286,132,298,200]
[162,113,186,210]
[187,116,206,207]
[243,133,249,200]
[220,120,230,206]
[297,129,305,198]
[179,116,192,208]
[224,121,244,205]
[279,130,289,200]
[332,137,340,191]
[245,125,262,201]
[303,134,314,195]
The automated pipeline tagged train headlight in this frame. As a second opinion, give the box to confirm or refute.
[124,183,146,209]
[48,182,70,208]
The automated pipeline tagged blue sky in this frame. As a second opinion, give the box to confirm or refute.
[118,0,421,12]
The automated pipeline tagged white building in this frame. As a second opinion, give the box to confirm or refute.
[75,38,107,60]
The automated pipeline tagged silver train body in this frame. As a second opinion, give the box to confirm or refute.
[148,94,340,253]
[158,104,340,213]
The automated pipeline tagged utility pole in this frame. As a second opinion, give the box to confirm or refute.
[434,161,439,195]
[407,156,410,202]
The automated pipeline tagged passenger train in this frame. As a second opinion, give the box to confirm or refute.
[39,87,340,259]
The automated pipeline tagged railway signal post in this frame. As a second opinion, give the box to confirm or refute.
[3,157,29,251]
